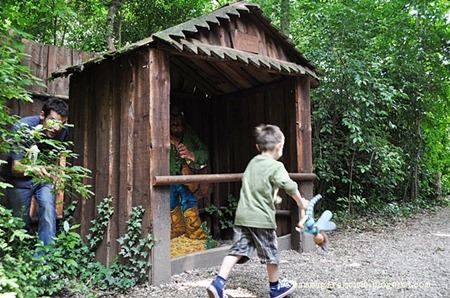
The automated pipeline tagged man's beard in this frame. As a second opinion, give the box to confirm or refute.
[171,126,184,138]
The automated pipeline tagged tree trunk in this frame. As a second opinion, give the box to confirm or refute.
[105,0,127,51]
[436,172,442,200]
[280,0,290,36]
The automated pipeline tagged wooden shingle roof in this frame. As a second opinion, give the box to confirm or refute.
[54,1,319,96]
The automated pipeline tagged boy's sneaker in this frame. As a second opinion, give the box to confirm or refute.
[207,279,227,298]
[270,279,297,298]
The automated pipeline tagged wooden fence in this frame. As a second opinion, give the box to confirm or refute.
[22,39,100,99]
[6,39,100,118]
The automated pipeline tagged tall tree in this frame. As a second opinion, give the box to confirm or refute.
[106,0,128,50]
[280,0,290,36]
[285,0,450,212]
[2,0,108,52]
[2,0,216,51]
[117,0,215,47]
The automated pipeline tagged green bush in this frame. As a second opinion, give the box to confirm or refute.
[0,198,155,297]
[0,206,41,297]
[205,194,238,230]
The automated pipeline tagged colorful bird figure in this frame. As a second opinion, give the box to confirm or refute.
[297,194,336,251]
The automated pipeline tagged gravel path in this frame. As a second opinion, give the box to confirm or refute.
[113,206,450,297]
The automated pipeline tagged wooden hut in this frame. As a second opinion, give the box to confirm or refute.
[53,1,320,284]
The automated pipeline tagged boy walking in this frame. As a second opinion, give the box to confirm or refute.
[207,124,309,298]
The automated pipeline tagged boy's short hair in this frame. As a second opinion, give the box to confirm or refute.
[254,124,284,151]
[42,98,69,118]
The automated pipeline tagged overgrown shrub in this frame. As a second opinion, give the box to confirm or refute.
[0,198,155,297]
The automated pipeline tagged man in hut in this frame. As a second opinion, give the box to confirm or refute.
[170,105,210,240]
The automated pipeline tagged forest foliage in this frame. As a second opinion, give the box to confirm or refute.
[0,0,449,296]
[1,0,449,214]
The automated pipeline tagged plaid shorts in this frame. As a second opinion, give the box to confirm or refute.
[227,226,279,265]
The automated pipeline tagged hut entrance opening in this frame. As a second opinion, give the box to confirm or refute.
[161,52,315,247]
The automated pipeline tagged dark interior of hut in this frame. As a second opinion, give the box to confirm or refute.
[169,55,301,240]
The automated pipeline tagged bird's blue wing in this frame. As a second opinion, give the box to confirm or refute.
[315,210,336,231]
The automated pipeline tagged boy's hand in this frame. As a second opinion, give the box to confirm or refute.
[296,214,307,232]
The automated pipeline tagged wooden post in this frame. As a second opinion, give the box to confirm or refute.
[148,48,172,284]
[293,76,315,252]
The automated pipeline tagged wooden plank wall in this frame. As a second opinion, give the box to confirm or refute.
[148,48,171,284]
[294,76,314,251]
[195,10,293,63]
[68,48,157,266]
[7,40,100,118]
[21,39,100,99]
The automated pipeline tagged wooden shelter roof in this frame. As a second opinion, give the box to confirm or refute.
[53,1,319,96]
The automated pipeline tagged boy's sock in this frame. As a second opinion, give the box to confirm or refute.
[215,275,227,289]
[270,281,279,290]
[269,279,297,298]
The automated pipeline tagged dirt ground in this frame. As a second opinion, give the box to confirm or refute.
[111,206,450,297]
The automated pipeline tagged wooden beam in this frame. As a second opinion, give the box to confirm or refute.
[148,48,172,285]
[294,76,315,252]
[171,91,209,100]
[213,78,293,101]
[170,58,221,96]
[153,172,316,186]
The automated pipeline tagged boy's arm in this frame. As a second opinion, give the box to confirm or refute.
[291,189,308,209]
[290,189,309,229]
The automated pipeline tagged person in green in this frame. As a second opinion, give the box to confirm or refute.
[170,105,210,240]
[207,124,309,298]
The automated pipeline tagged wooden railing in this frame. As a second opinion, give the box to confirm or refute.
[153,173,316,186]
